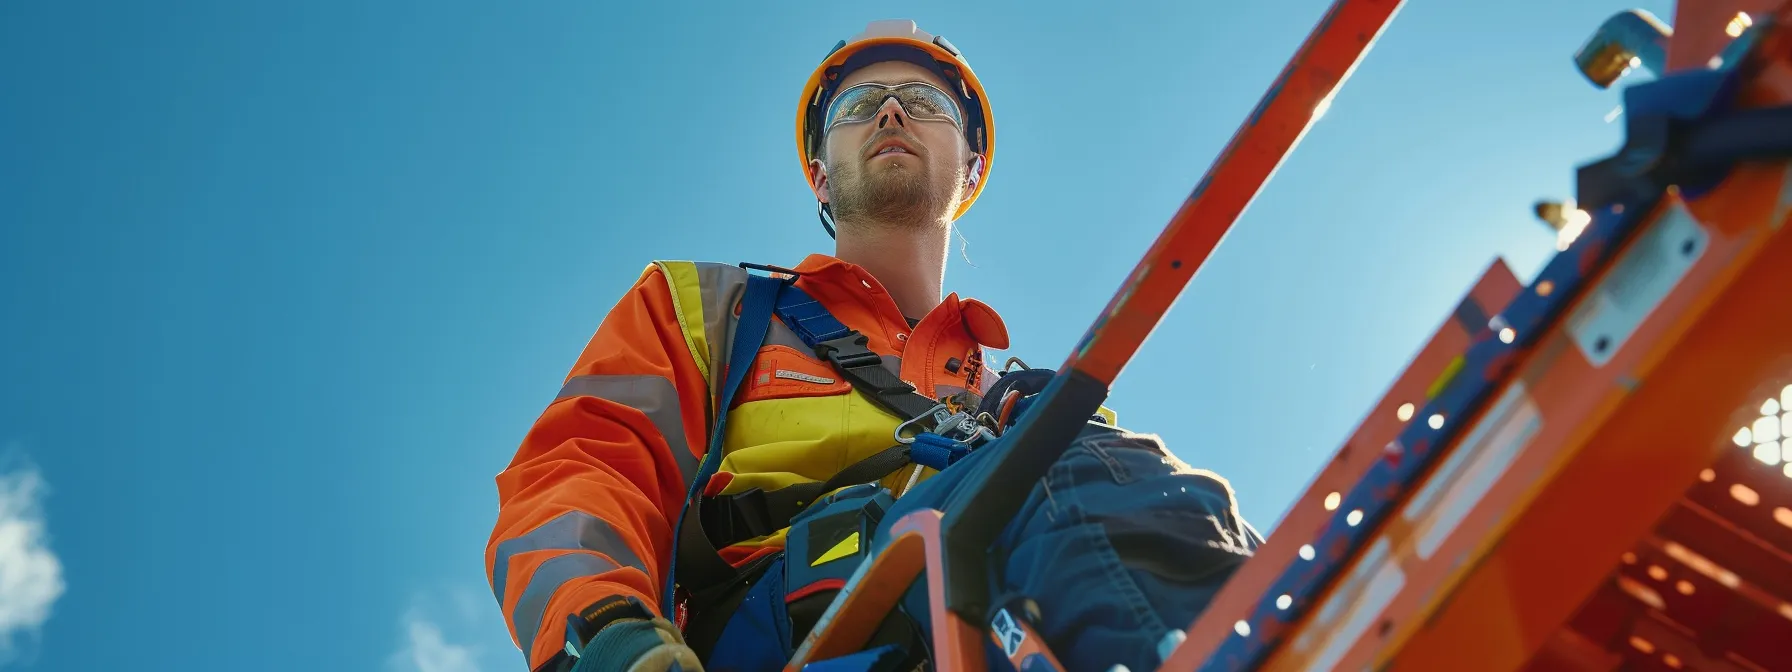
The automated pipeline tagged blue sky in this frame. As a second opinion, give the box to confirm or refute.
[0,1,1673,669]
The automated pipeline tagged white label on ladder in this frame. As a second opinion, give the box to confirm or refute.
[1565,201,1708,367]
[992,608,1025,657]
[1405,381,1542,560]
[1301,538,1405,672]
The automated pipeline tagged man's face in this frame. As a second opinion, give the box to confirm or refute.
[815,60,975,230]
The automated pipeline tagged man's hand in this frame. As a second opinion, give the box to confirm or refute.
[570,617,705,672]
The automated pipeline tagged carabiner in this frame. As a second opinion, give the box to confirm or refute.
[894,404,954,444]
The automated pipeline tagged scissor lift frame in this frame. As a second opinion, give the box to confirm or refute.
[784,1,1792,670]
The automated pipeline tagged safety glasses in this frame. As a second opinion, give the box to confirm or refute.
[823,81,965,132]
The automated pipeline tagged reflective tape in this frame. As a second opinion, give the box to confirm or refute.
[492,510,648,606]
[510,552,622,662]
[556,374,699,486]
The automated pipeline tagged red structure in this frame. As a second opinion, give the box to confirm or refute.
[787,2,1792,669]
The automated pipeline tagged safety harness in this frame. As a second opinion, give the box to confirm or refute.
[693,279,967,544]
[540,265,1084,671]
[668,266,991,658]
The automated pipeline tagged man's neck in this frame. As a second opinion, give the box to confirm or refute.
[833,223,950,321]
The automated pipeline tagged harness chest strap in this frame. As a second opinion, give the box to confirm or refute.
[671,276,959,605]
[697,283,993,552]
[698,442,913,545]
[770,285,947,420]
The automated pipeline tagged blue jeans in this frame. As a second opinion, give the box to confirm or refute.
[709,422,1261,672]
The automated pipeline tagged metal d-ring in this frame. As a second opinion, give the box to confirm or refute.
[1002,357,1032,373]
[894,404,954,444]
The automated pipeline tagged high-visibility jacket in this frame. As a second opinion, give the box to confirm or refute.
[485,253,1011,668]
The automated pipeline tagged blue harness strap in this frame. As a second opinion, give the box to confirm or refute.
[772,285,854,346]
[771,285,943,422]
[665,272,788,616]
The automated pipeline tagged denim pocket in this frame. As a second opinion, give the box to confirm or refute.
[1102,511,1252,585]
[1001,519,1170,672]
[1067,431,1260,555]
[1016,430,1259,670]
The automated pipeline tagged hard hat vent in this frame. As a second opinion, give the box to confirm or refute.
[933,35,961,57]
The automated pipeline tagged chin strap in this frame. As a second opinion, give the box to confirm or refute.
[817,201,838,239]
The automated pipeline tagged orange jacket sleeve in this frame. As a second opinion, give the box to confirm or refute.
[486,265,713,669]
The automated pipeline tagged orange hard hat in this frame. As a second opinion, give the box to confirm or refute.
[797,19,995,223]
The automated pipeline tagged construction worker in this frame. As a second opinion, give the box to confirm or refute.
[485,19,1261,672]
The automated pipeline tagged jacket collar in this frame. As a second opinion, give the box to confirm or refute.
[786,253,1009,351]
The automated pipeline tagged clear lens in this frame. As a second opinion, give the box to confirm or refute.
[826,88,887,126]
[825,82,963,129]
[892,86,959,122]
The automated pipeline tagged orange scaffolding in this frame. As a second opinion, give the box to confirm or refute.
[784,1,1792,670]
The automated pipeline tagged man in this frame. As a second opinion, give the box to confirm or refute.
[485,20,1261,672]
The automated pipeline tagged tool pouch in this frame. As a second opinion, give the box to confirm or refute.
[783,483,893,638]
[784,483,929,670]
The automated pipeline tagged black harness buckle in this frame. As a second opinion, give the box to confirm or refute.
[816,333,890,372]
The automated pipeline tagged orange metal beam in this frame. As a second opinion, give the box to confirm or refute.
[1163,260,1521,669]
[1390,173,1792,670]
[1178,2,1792,668]
[1061,0,1405,387]
[924,0,1413,647]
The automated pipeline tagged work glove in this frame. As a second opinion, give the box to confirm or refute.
[570,616,705,672]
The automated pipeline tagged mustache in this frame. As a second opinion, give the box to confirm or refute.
[860,129,927,158]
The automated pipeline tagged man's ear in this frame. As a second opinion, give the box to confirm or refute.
[966,154,985,189]
[809,159,830,203]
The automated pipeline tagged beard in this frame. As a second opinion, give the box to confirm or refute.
[825,140,964,232]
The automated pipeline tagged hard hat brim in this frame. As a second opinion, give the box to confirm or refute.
[796,33,995,221]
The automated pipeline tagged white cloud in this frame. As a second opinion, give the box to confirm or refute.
[392,586,506,672]
[0,459,64,662]
[400,614,482,672]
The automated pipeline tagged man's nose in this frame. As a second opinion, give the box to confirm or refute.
[875,95,907,129]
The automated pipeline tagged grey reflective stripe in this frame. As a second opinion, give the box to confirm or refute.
[880,354,904,378]
[510,552,621,661]
[766,319,812,353]
[693,262,748,405]
[556,374,699,486]
[492,510,649,606]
